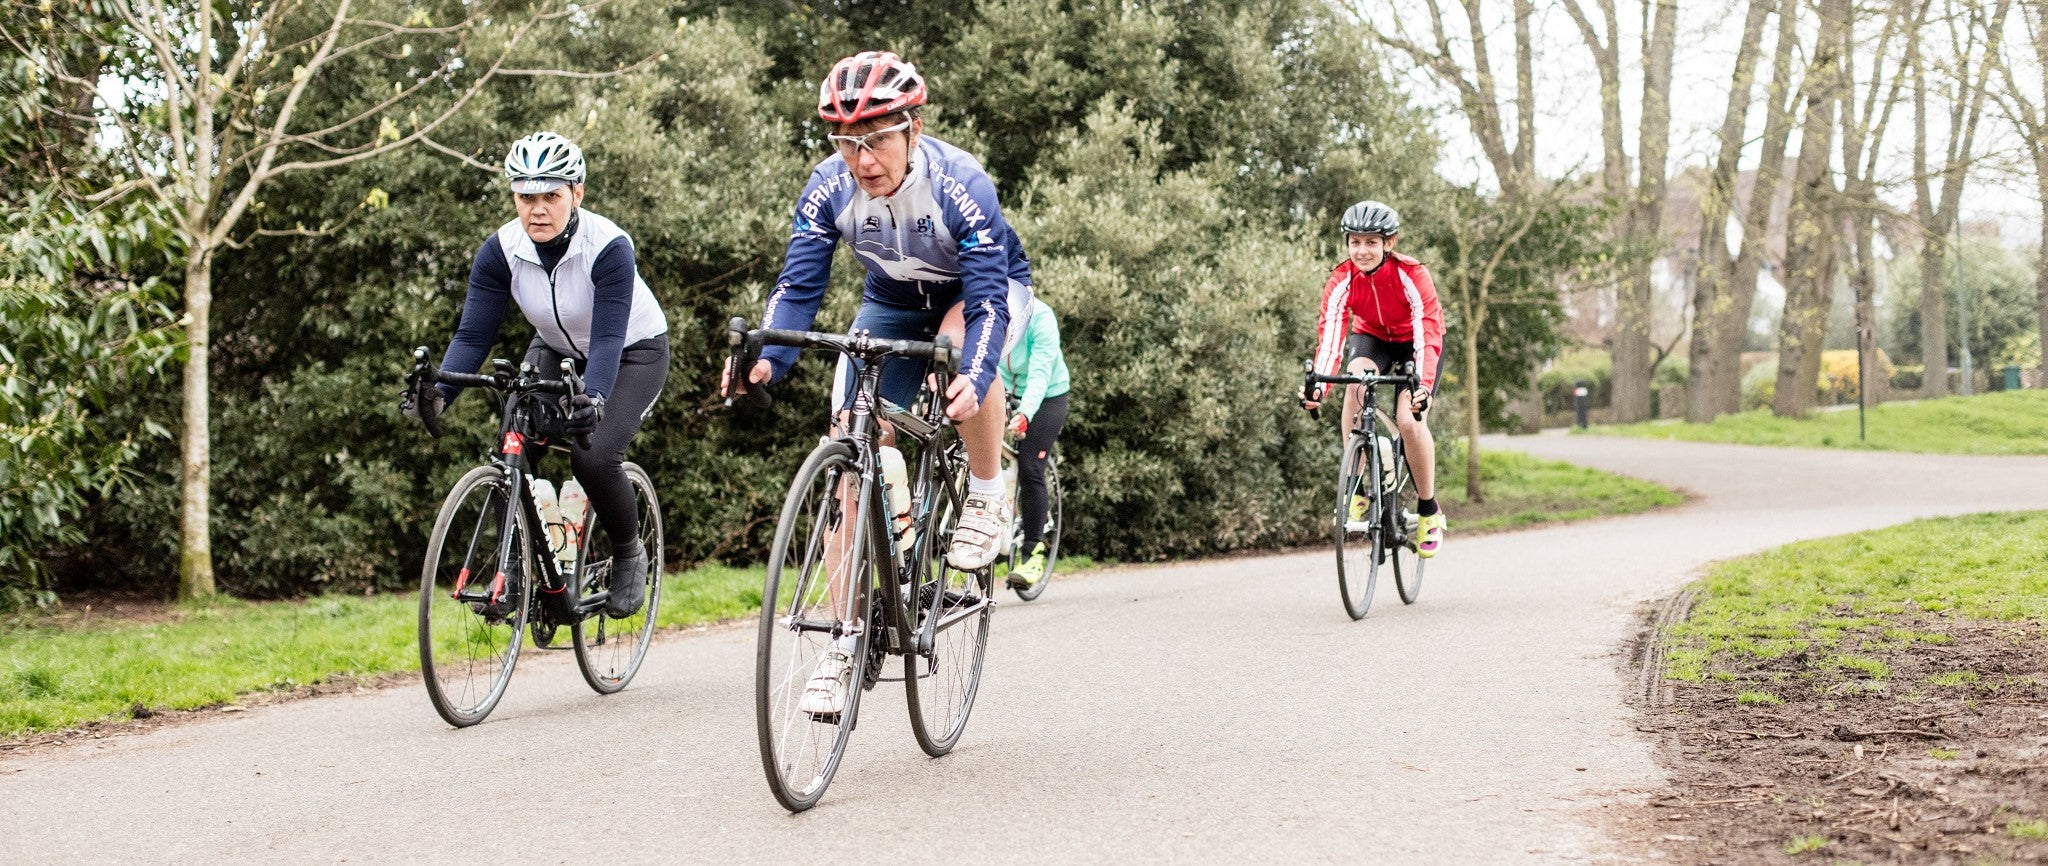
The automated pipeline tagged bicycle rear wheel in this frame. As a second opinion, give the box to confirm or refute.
[1334,434,1384,621]
[572,462,664,694]
[757,441,874,812]
[418,466,532,727]
[905,450,992,756]
[1389,448,1424,605]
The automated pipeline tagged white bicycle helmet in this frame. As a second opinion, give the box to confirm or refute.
[504,131,586,194]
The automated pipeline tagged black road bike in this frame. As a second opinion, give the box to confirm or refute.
[407,348,663,727]
[724,319,994,813]
[1000,394,1062,602]
[1303,362,1426,620]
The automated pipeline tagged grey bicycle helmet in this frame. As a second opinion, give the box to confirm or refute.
[504,131,586,194]
[1341,200,1400,236]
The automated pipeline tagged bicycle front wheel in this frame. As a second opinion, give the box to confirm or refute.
[1334,435,1383,620]
[1390,451,1425,605]
[572,462,664,694]
[418,466,532,727]
[905,450,991,756]
[757,441,874,812]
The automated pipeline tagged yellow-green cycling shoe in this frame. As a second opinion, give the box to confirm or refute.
[1006,543,1048,589]
[1417,513,1447,558]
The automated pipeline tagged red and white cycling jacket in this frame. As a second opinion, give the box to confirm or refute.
[1311,253,1446,391]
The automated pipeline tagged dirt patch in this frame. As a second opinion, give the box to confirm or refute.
[1619,606,2048,863]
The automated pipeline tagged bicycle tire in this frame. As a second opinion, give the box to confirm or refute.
[1390,445,1425,605]
[572,462,664,694]
[757,440,874,812]
[1010,453,1059,602]
[905,448,991,756]
[418,465,532,727]
[1334,433,1384,620]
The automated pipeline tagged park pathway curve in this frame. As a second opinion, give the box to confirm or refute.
[6,435,2047,863]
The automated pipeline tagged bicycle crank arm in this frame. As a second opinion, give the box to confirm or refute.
[780,615,861,639]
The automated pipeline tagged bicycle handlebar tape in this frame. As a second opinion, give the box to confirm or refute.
[933,334,960,375]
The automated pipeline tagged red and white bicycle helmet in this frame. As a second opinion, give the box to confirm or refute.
[817,51,928,124]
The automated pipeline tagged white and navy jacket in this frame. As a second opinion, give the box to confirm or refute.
[761,136,1028,398]
[441,209,667,399]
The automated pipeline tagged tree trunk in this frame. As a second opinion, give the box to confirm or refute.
[179,252,215,600]
[1686,0,1775,423]
[1464,309,1485,501]
[1611,0,1679,424]
[1773,0,1848,417]
[1709,0,1802,415]
[2038,182,2048,378]
[1918,232,1950,396]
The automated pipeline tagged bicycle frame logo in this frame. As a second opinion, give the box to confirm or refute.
[502,431,525,456]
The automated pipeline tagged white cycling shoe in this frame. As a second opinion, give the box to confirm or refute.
[946,494,1011,571]
[798,648,852,717]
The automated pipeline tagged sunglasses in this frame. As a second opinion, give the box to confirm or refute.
[826,120,913,155]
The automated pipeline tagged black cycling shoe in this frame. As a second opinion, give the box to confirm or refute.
[604,540,648,619]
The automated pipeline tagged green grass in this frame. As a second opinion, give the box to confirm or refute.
[1783,834,1829,855]
[0,552,1109,739]
[1665,511,2048,683]
[2007,819,2048,839]
[1929,747,1960,760]
[0,563,783,738]
[1443,449,1684,533]
[1596,390,2048,455]
[1737,690,1784,706]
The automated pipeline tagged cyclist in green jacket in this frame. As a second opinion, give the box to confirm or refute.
[1001,299,1069,589]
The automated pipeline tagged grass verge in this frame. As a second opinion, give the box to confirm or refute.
[1442,448,1684,533]
[1631,511,2048,864]
[0,564,770,739]
[1595,389,2048,455]
[0,552,1107,740]
[1665,511,2048,682]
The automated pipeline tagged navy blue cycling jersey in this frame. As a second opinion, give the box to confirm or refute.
[761,135,1028,398]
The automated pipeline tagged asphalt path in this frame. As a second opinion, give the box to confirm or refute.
[6,435,2047,863]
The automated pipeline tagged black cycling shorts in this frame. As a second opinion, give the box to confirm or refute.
[1343,333,1432,397]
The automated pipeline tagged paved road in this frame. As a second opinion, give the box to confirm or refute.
[7,436,2047,863]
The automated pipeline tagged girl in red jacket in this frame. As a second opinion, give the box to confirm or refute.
[1302,200,1447,557]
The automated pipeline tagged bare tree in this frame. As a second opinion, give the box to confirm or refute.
[1688,0,1804,419]
[1561,0,1679,422]
[5,0,645,599]
[1988,0,2048,377]
[1774,0,1855,416]
[1361,0,1539,195]
[1839,0,1920,408]
[1912,0,2013,398]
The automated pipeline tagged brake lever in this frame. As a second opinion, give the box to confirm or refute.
[409,346,446,439]
[723,317,774,410]
[561,359,592,450]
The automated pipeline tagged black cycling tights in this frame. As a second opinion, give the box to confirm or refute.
[524,335,668,548]
[1015,393,1068,551]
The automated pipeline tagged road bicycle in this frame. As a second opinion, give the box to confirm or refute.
[724,318,994,812]
[1000,394,1062,602]
[1303,361,1425,620]
[406,348,664,727]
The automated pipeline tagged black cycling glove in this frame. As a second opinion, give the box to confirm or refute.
[563,392,605,435]
[1411,389,1432,415]
[401,384,446,432]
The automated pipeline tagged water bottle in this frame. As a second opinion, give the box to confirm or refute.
[558,478,589,564]
[530,477,568,560]
[1375,434,1397,491]
[879,446,912,552]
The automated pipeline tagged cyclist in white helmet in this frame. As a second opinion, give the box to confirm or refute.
[404,132,670,617]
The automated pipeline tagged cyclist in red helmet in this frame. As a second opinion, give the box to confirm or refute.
[726,50,1036,717]
[1303,200,1447,557]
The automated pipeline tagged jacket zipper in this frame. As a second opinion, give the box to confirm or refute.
[545,254,586,361]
